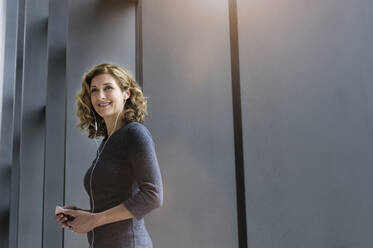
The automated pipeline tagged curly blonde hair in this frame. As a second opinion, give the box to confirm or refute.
[75,63,148,139]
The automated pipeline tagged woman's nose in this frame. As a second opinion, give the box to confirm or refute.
[98,90,106,99]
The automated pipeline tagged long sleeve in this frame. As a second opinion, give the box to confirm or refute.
[122,123,163,220]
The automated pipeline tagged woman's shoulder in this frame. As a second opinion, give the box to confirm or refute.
[125,121,148,131]
[122,122,155,150]
[124,121,152,139]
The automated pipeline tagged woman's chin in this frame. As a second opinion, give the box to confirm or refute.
[96,110,111,118]
[98,111,120,119]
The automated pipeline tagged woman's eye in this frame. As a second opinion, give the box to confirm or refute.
[90,86,112,93]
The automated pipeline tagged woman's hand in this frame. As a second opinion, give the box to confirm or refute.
[56,205,80,224]
[59,208,100,234]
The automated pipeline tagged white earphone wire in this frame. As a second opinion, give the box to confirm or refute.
[89,100,125,248]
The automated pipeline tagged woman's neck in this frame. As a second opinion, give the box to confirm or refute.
[104,116,125,138]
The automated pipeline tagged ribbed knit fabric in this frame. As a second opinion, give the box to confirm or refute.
[83,121,163,248]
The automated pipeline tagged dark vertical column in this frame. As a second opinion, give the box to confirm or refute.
[135,0,143,87]
[43,0,68,247]
[1,0,21,247]
[228,0,247,247]
[16,0,49,247]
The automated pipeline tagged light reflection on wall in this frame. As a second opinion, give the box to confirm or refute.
[0,0,6,137]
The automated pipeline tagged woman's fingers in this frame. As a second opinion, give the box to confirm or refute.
[56,212,71,230]
[60,219,73,228]
[61,222,69,228]
[56,213,63,221]
[56,213,69,222]
[63,205,79,210]
[56,214,63,221]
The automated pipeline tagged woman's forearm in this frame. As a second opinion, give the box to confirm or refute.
[95,203,134,227]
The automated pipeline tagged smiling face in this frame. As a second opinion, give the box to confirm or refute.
[90,73,129,120]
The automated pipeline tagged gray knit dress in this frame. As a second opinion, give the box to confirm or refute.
[83,121,163,248]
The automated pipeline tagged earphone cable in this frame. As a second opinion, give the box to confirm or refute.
[88,108,122,248]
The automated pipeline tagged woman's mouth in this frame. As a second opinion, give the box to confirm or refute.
[98,102,111,109]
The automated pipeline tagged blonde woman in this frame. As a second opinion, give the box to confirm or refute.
[55,63,163,248]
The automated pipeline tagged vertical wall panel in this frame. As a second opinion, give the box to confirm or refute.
[8,0,25,246]
[141,1,238,247]
[65,0,136,247]
[238,0,373,247]
[1,0,19,247]
[17,0,49,247]
[0,0,6,131]
[43,0,68,247]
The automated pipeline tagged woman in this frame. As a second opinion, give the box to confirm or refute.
[55,63,163,248]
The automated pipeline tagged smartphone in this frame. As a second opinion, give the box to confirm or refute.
[55,206,75,221]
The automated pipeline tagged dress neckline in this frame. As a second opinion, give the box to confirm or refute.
[102,121,133,141]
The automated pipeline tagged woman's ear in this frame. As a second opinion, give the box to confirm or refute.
[123,88,130,100]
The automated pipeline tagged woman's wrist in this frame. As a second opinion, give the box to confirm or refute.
[93,204,133,227]
[93,212,105,228]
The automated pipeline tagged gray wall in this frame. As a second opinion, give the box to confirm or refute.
[1,0,49,247]
[1,0,18,247]
[0,0,6,134]
[2,0,373,247]
[17,0,49,245]
[0,0,8,244]
[141,0,238,247]
[64,0,238,247]
[238,0,373,247]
